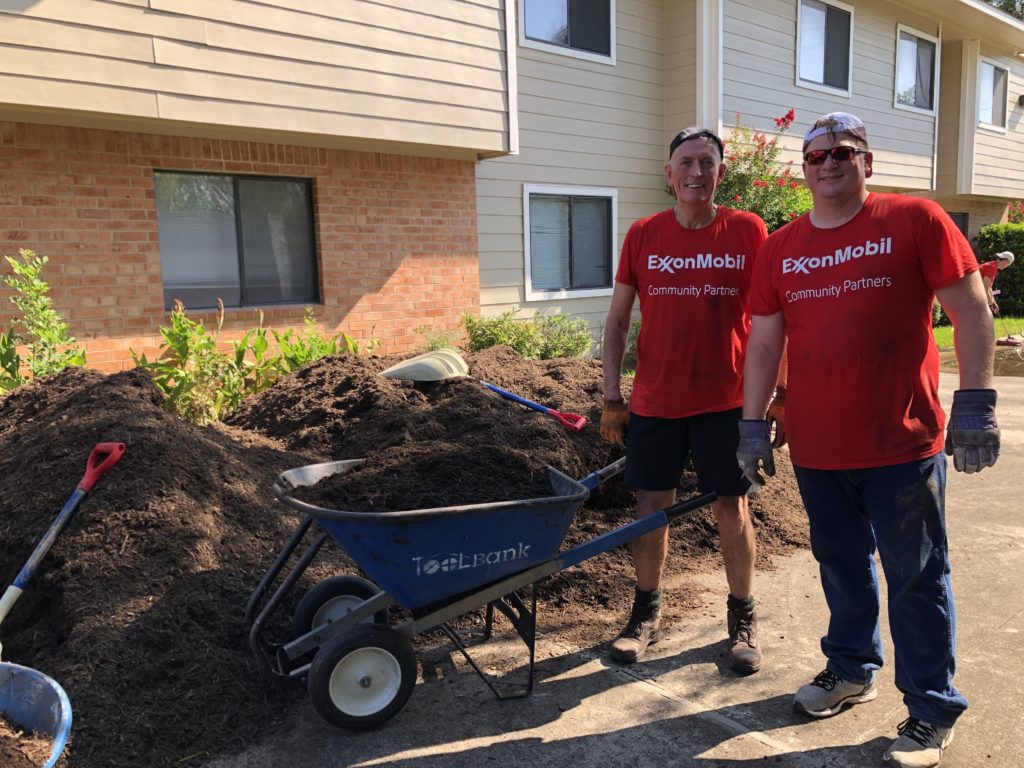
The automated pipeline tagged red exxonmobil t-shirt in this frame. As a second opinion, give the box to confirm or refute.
[750,193,978,469]
[617,207,767,419]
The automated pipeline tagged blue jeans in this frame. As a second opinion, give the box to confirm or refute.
[793,453,967,727]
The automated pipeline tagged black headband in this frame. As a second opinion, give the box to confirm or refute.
[669,128,724,160]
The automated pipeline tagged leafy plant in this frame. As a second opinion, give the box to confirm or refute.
[132,300,247,424]
[0,330,24,391]
[462,310,593,359]
[463,311,544,358]
[536,314,594,358]
[273,309,375,373]
[715,110,814,232]
[415,325,458,352]
[1,248,86,384]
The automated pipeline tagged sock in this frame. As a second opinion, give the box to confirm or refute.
[727,594,755,613]
[635,587,662,613]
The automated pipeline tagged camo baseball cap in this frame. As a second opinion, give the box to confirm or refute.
[803,112,868,149]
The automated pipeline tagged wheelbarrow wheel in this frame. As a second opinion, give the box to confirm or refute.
[308,624,417,731]
[293,575,389,638]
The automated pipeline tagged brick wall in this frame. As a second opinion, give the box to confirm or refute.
[0,121,481,372]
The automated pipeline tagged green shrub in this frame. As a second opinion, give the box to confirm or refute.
[415,325,457,352]
[462,310,593,359]
[273,308,370,373]
[975,223,1024,316]
[132,301,247,424]
[1,248,86,389]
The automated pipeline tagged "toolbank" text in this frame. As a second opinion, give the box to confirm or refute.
[413,542,532,577]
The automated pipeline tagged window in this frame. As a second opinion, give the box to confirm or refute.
[155,172,318,310]
[524,185,616,300]
[945,212,969,238]
[894,26,937,112]
[978,59,1008,128]
[797,0,853,94]
[520,0,614,62]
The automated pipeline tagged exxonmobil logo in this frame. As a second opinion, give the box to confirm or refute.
[647,253,747,274]
[783,237,892,275]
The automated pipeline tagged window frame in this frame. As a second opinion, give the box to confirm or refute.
[892,23,939,116]
[154,170,320,311]
[795,0,855,97]
[518,0,616,65]
[522,183,618,302]
[977,57,1009,132]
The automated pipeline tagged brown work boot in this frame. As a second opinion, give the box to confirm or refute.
[609,589,662,663]
[727,605,762,673]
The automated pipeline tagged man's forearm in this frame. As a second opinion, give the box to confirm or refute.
[743,315,785,419]
[602,325,628,401]
[952,303,995,389]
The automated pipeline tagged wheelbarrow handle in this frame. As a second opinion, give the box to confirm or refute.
[579,457,627,490]
[477,380,587,432]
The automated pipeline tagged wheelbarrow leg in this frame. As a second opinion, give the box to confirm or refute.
[438,584,538,701]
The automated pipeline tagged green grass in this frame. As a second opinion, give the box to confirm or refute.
[933,315,1024,350]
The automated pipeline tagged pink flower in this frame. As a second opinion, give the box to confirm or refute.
[733,195,742,202]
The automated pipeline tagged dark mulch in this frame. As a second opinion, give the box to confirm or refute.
[0,346,808,768]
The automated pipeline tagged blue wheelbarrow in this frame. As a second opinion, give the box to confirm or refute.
[0,662,72,768]
[246,457,716,731]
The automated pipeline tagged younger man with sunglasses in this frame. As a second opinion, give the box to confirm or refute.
[737,112,998,768]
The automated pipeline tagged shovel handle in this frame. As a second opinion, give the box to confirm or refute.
[477,381,587,432]
[78,442,126,492]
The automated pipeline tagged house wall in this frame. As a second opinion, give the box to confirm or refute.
[665,0,699,138]
[0,0,509,159]
[476,0,673,335]
[0,121,480,371]
[721,0,937,189]
[972,47,1024,199]
[935,39,963,197]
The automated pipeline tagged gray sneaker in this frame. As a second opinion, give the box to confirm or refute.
[793,669,878,718]
[883,718,954,768]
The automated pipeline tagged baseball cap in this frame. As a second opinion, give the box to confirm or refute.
[997,251,1015,266]
[669,127,724,160]
[803,112,868,149]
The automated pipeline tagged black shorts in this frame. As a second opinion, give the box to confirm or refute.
[624,408,750,497]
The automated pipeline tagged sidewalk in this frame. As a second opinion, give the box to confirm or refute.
[207,373,1024,768]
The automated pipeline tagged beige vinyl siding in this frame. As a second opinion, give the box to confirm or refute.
[721,0,938,190]
[972,52,1024,199]
[0,0,509,158]
[934,39,963,196]
[665,0,698,139]
[476,0,669,333]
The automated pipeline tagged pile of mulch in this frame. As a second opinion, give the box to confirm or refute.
[0,347,808,768]
[0,716,55,768]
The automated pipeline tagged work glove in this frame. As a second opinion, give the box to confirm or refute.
[767,386,787,449]
[737,419,775,490]
[600,398,629,447]
[945,389,1000,474]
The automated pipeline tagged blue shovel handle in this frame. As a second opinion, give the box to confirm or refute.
[476,380,588,432]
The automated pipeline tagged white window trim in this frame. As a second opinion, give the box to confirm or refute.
[892,23,940,116]
[518,0,617,66]
[795,0,855,97]
[977,56,1009,132]
[523,184,618,302]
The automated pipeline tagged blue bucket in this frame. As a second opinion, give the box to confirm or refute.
[0,661,72,768]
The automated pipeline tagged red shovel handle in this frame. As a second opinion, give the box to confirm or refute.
[77,442,126,492]
[549,409,587,432]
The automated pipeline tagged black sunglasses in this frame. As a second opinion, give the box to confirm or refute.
[803,146,868,165]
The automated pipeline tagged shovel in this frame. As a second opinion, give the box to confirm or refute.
[380,349,588,432]
[0,442,126,659]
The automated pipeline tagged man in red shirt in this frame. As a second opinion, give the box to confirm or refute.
[978,250,1014,315]
[738,112,998,768]
[600,127,770,673]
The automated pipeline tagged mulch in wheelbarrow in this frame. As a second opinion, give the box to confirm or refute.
[0,346,807,768]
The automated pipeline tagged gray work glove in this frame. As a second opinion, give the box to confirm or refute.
[945,389,1000,474]
[737,419,775,490]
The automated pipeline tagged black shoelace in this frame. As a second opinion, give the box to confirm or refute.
[897,717,938,747]
[733,616,754,644]
[811,669,841,691]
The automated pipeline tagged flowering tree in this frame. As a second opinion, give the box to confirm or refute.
[1009,200,1023,224]
[715,109,813,232]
